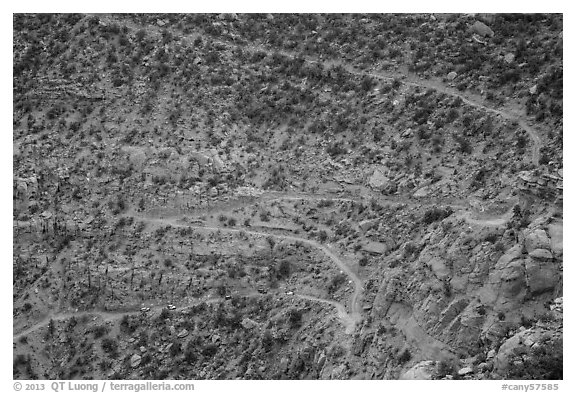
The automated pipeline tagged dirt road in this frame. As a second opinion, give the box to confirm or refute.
[14,298,223,340]
[14,193,515,340]
[124,213,365,334]
[97,14,543,166]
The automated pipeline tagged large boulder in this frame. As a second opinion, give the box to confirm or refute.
[426,256,451,280]
[547,223,563,257]
[368,168,396,193]
[496,244,524,267]
[130,354,142,368]
[525,258,558,295]
[471,21,494,38]
[477,245,525,303]
[499,259,527,298]
[362,241,388,255]
[524,229,550,253]
[528,248,553,260]
[458,366,474,376]
[493,328,545,375]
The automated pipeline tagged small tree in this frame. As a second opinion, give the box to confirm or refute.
[287,308,303,328]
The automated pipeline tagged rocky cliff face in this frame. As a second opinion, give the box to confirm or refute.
[364,213,562,379]
[13,13,562,380]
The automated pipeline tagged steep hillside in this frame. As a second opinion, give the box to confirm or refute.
[13,13,562,380]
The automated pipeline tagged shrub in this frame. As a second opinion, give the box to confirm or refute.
[201,343,218,358]
[435,359,455,378]
[120,315,137,334]
[92,325,109,339]
[422,206,453,225]
[169,341,182,357]
[454,134,473,154]
[505,338,562,379]
[398,349,412,364]
[446,108,460,123]
[328,273,347,293]
[277,260,291,278]
[484,232,500,243]
[184,341,198,363]
[326,143,347,158]
[260,211,270,222]
[262,329,274,352]
[14,354,29,367]
[287,308,303,328]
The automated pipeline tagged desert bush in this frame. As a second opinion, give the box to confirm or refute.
[505,338,562,379]
[453,134,472,154]
[92,325,109,339]
[101,337,119,358]
[287,308,303,328]
[398,349,412,364]
[328,273,347,293]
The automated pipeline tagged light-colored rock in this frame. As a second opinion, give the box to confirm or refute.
[458,366,474,376]
[317,352,327,369]
[495,245,524,269]
[471,21,494,38]
[550,297,563,313]
[413,186,431,198]
[400,360,436,380]
[279,357,290,372]
[547,223,563,257]
[358,219,378,233]
[130,354,141,368]
[529,85,538,95]
[362,241,388,255]
[437,298,469,332]
[177,329,189,338]
[494,328,545,374]
[528,248,553,260]
[504,53,515,64]
[525,258,557,294]
[401,128,413,138]
[447,71,458,80]
[330,364,347,379]
[524,229,550,253]
[426,256,450,280]
[368,168,392,191]
[241,318,259,330]
[493,258,526,299]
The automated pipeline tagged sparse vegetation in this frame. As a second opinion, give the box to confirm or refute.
[12,12,562,381]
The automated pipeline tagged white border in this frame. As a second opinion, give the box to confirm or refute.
[3,3,572,392]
